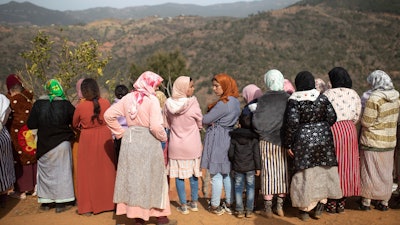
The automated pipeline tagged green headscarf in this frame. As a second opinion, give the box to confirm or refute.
[46,79,66,102]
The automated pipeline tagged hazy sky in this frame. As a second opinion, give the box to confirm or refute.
[0,0,258,11]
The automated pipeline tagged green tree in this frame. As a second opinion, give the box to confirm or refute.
[129,49,190,97]
[20,31,111,100]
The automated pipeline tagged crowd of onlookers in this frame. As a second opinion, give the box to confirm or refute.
[0,67,399,224]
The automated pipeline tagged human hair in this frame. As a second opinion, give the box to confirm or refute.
[81,78,102,124]
[114,84,129,99]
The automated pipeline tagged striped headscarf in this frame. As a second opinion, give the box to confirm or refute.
[46,79,66,102]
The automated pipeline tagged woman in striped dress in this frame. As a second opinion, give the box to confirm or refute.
[359,70,400,211]
[323,67,362,213]
[0,94,15,206]
[252,69,290,218]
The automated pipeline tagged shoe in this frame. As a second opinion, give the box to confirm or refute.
[236,211,245,218]
[299,210,309,221]
[326,200,336,214]
[359,205,371,211]
[31,185,37,197]
[10,192,27,199]
[313,202,324,219]
[245,211,253,218]
[55,203,72,213]
[188,201,199,212]
[40,203,54,211]
[157,219,177,225]
[336,199,345,213]
[210,206,224,216]
[261,200,273,218]
[276,197,285,217]
[176,205,189,215]
[375,203,389,211]
[221,202,232,214]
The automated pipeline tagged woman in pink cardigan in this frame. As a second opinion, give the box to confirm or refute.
[104,71,176,225]
[164,76,203,215]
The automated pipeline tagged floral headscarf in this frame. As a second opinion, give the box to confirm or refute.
[208,73,239,111]
[46,79,66,102]
[129,71,163,119]
[242,84,262,104]
[367,70,394,91]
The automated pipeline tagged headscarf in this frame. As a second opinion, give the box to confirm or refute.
[6,74,23,94]
[172,76,191,99]
[314,78,329,93]
[283,79,295,94]
[242,84,262,104]
[295,71,315,91]
[208,73,239,111]
[264,69,284,91]
[0,94,10,125]
[328,67,352,88]
[76,78,84,99]
[45,79,66,102]
[129,71,163,119]
[367,70,394,91]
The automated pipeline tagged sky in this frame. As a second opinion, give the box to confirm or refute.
[0,0,258,11]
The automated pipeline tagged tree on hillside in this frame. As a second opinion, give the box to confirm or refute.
[129,49,190,97]
[20,31,111,101]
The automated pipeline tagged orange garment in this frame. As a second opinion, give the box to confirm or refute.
[73,98,116,214]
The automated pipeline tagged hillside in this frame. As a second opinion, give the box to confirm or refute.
[0,0,399,107]
[0,0,299,25]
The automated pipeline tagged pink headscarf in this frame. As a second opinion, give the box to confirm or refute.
[242,84,262,104]
[283,79,295,95]
[172,76,190,99]
[129,71,163,119]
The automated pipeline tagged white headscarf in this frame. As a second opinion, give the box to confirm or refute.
[367,70,394,91]
[264,69,284,91]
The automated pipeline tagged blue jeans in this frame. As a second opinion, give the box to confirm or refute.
[175,176,198,205]
[210,173,232,207]
[234,170,255,212]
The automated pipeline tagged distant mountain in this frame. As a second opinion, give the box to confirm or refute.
[0,1,79,25]
[296,0,400,14]
[0,0,299,26]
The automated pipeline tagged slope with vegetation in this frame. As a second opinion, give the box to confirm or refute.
[0,0,398,107]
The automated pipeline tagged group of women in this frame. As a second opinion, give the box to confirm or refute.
[0,66,398,224]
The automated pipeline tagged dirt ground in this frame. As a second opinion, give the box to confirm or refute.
[1,179,400,225]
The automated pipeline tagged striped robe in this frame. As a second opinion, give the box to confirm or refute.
[259,140,289,196]
[331,121,361,197]
[0,127,15,192]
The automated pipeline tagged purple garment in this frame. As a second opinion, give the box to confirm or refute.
[201,96,241,174]
[112,98,128,133]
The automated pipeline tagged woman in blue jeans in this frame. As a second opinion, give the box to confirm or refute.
[164,76,203,215]
[200,73,241,215]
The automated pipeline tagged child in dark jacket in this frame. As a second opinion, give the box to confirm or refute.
[228,113,261,218]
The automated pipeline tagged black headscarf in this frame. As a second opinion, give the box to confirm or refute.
[328,67,352,88]
[295,71,315,91]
